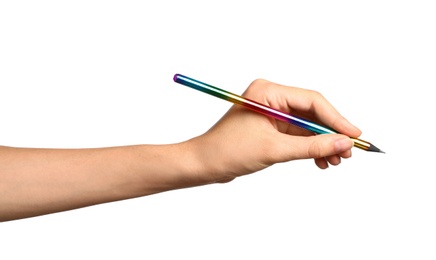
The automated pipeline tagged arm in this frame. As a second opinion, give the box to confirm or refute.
[0,78,361,221]
[0,143,202,221]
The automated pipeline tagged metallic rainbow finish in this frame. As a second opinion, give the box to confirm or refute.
[173,74,383,153]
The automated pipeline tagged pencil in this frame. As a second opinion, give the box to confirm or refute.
[173,74,384,153]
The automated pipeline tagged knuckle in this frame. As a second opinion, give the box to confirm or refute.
[244,78,271,99]
[310,90,323,99]
[308,140,323,158]
[249,78,268,87]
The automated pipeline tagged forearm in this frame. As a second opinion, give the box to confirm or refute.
[0,142,201,221]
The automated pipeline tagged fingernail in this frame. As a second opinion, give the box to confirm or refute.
[335,138,353,153]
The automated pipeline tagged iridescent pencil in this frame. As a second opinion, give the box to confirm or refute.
[173,74,384,153]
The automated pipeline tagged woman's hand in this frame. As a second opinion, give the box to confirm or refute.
[188,78,362,183]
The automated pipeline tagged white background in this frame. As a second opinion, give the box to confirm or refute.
[1,1,435,259]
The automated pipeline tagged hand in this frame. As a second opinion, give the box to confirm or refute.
[188,78,362,183]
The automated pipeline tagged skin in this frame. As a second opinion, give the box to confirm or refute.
[0,78,361,222]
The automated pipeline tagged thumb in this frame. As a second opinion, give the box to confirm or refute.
[278,133,354,161]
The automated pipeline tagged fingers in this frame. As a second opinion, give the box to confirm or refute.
[276,133,354,162]
[248,80,362,138]
[300,134,353,159]
[310,136,353,169]
[240,79,359,171]
[315,151,352,169]
[315,154,346,169]
[288,88,361,137]
[315,158,329,169]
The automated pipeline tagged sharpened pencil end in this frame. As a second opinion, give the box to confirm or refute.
[368,143,385,153]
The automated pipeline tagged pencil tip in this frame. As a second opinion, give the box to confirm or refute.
[367,143,385,153]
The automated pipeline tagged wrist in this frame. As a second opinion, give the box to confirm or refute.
[174,139,215,186]
[133,140,211,195]
[179,136,237,185]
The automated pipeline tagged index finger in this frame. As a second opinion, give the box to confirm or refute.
[259,81,362,138]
